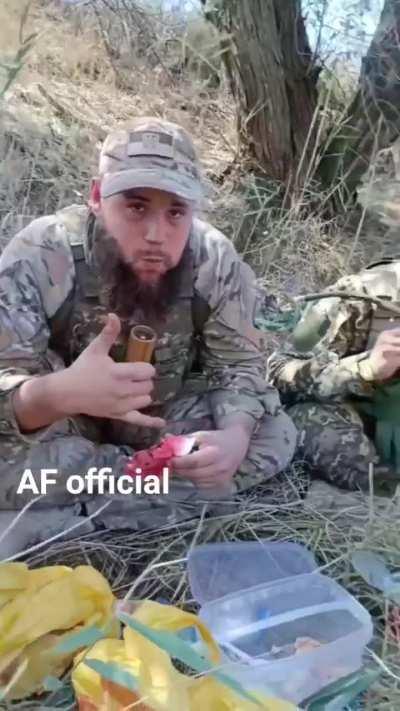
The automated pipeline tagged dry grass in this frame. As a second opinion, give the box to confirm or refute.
[0,1,394,279]
[1,2,400,709]
[0,0,347,292]
[0,1,236,237]
[2,472,400,709]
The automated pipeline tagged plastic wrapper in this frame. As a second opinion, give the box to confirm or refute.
[125,435,196,478]
[72,600,297,710]
[0,562,118,700]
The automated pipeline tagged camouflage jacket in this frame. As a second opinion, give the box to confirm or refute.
[268,260,400,403]
[0,204,281,444]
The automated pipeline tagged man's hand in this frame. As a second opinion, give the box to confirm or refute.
[362,327,400,381]
[58,313,164,427]
[171,426,250,488]
[13,313,165,433]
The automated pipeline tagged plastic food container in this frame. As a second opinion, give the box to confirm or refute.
[187,541,373,704]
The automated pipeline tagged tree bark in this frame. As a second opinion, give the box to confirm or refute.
[318,0,400,202]
[201,0,320,188]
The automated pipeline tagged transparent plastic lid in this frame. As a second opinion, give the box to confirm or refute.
[187,541,317,605]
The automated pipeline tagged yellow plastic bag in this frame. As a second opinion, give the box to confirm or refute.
[72,600,297,711]
[0,562,118,701]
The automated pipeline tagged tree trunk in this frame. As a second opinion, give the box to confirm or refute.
[318,0,400,202]
[201,0,319,188]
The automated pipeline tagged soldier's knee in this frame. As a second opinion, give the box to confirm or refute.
[286,401,377,490]
[0,439,80,510]
[290,401,364,446]
[267,410,298,468]
[288,400,363,429]
[248,409,298,477]
[0,434,130,510]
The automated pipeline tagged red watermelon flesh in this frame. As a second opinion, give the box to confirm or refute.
[124,434,197,478]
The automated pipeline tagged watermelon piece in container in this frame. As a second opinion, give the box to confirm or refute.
[124,435,197,479]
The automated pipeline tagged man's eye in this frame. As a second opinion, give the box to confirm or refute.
[169,209,185,219]
[129,204,145,213]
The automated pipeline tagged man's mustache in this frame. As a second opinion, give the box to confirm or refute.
[126,251,173,268]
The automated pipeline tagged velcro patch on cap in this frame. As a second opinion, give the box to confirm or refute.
[128,131,174,159]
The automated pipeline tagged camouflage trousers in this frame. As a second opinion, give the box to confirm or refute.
[288,400,400,492]
[0,385,296,557]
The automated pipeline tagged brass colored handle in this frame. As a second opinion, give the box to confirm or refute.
[126,325,157,363]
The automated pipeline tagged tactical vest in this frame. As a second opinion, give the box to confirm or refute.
[48,236,210,409]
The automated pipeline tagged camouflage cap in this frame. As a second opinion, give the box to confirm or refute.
[98,117,204,202]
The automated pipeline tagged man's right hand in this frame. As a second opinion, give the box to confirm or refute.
[57,313,165,428]
[362,327,400,381]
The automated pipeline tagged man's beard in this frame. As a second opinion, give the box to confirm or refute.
[94,231,186,326]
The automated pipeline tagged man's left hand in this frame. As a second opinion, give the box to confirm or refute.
[171,426,251,488]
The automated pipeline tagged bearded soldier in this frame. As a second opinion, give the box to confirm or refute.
[0,117,296,554]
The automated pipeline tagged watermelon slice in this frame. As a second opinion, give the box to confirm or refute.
[124,435,197,479]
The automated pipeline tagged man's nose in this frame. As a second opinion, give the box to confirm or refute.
[143,215,165,244]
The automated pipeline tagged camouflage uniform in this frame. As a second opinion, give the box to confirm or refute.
[268,259,400,491]
[0,199,296,553]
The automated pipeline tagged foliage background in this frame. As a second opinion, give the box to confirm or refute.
[1,2,400,708]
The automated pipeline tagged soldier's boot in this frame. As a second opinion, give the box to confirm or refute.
[288,401,400,493]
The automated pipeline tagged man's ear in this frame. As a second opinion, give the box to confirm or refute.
[88,177,102,215]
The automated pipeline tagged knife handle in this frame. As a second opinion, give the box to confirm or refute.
[126,325,156,363]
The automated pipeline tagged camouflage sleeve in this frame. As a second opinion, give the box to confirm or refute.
[0,216,75,441]
[195,226,282,426]
[267,273,376,402]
